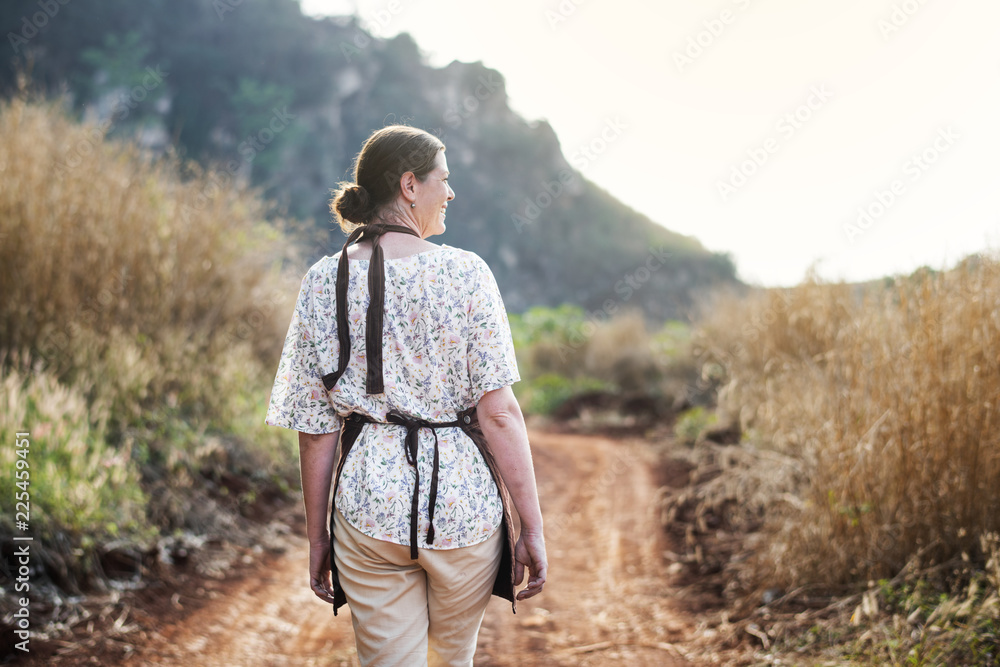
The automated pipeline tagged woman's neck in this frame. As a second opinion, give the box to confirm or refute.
[345,232,440,261]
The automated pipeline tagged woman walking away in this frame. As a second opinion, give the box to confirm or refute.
[265,124,547,666]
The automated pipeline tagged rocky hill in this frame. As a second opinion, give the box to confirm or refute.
[0,0,739,322]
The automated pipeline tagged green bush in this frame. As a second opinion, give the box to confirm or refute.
[0,367,152,543]
[674,406,718,445]
[518,373,609,416]
[509,304,696,415]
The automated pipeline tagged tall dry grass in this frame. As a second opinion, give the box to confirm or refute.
[0,93,303,547]
[0,94,296,369]
[692,255,1000,591]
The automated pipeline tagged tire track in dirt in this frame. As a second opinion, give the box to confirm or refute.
[43,428,696,666]
[474,430,693,666]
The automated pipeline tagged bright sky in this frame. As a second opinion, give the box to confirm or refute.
[301,0,1000,287]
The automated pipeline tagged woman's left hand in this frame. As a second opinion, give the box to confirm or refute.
[309,538,337,604]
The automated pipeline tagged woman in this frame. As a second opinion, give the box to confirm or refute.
[265,124,547,666]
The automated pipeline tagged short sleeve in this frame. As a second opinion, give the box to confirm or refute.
[466,260,521,400]
[265,270,344,434]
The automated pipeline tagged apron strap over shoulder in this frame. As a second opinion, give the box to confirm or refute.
[321,222,422,394]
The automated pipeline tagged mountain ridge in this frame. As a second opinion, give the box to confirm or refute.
[0,0,741,323]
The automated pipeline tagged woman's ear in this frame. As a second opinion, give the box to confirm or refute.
[399,171,417,197]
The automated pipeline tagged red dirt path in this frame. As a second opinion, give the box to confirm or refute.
[13,428,702,666]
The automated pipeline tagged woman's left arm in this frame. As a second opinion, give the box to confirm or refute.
[298,430,340,604]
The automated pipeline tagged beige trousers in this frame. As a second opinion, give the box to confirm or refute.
[332,508,503,667]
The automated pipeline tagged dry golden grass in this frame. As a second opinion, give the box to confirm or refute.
[0,93,304,546]
[0,94,298,369]
[691,254,1000,592]
[583,309,667,392]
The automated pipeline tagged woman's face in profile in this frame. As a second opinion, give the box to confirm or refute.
[419,150,455,237]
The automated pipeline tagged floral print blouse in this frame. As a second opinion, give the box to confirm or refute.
[265,244,520,549]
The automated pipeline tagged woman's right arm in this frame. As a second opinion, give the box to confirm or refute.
[298,430,340,605]
[477,385,548,600]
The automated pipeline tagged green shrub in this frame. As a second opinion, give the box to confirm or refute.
[509,304,692,414]
[674,406,718,445]
[0,367,151,542]
[519,373,609,416]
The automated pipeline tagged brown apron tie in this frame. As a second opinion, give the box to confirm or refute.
[343,409,469,559]
[322,222,421,394]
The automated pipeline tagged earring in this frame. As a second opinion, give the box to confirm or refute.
[410,202,416,208]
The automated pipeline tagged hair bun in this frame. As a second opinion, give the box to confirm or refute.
[334,183,372,225]
[331,126,445,233]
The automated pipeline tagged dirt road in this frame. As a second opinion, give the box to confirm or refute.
[22,428,697,666]
[474,430,693,666]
